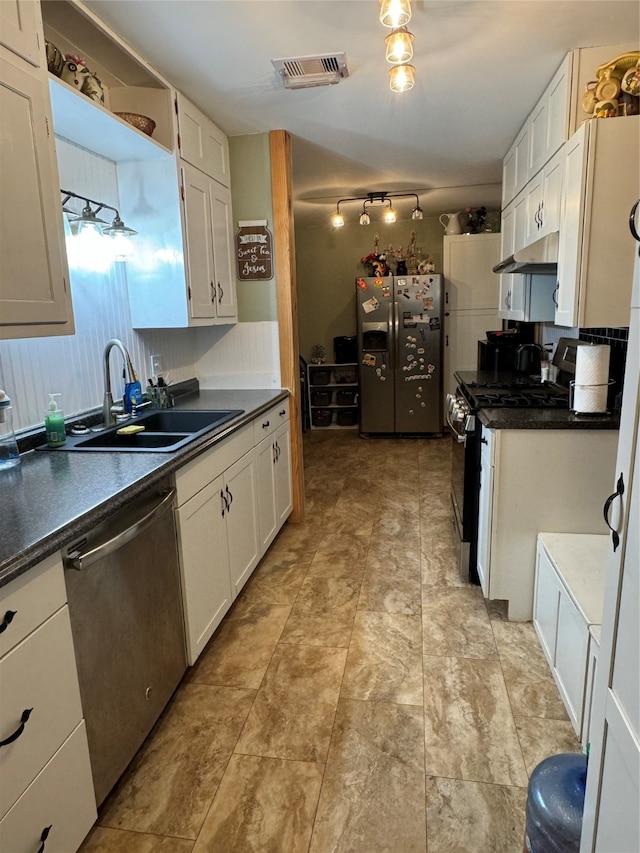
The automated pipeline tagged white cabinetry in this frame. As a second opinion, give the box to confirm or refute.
[476,425,618,621]
[556,116,639,328]
[528,55,571,179]
[0,23,73,340]
[175,400,292,664]
[177,92,230,187]
[581,249,640,852]
[525,148,563,244]
[255,403,292,552]
[0,552,96,851]
[0,0,41,66]
[443,234,500,398]
[533,533,607,739]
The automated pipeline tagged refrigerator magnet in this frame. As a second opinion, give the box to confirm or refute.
[363,353,376,367]
[423,297,434,310]
[397,278,406,287]
[374,278,384,287]
[357,278,368,290]
[428,364,435,373]
[382,285,391,297]
[363,297,380,313]
[429,317,440,330]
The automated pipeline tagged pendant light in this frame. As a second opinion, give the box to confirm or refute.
[385,27,414,64]
[330,192,423,226]
[359,203,371,226]
[389,63,415,93]
[379,0,412,29]
[383,201,397,224]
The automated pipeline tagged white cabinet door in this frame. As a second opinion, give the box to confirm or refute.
[556,123,587,327]
[512,190,528,254]
[443,309,500,398]
[545,54,572,160]
[540,147,563,236]
[533,543,561,666]
[177,92,230,186]
[181,162,217,321]
[555,592,589,733]
[274,420,292,528]
[0,50,73,339]
[176,477,232,665]
[0,0,41,66]
[224,451,260,599]
[0,722,96,853]
[255,435,278,554]
[502,139,517,207]
[514,125,530,198]
[443,234,500,311]
[210,180,237,321]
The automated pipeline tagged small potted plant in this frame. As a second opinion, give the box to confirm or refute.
[310,344,326,364]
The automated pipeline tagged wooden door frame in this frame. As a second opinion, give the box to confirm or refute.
[269,130,304,523]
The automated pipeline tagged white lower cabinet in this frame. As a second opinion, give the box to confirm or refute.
[477,426,617,621]
[0,553,96,850]
[175,401,292,664]
[533,533,608,740]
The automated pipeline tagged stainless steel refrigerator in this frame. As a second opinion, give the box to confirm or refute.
[356,274,443,434]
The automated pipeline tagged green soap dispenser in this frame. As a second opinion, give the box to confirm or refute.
[45,393,66,447]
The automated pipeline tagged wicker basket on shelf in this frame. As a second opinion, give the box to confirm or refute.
[114,112,156,136]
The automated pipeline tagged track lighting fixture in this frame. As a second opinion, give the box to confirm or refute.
[60,189,138,260]
[331,192,424,227]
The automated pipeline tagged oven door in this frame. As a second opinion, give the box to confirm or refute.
[447,392,479,583]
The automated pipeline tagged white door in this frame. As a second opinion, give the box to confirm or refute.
[225,451,260,598]
[274,421,293,527]
[175,477,232,665]
[255,435,277,554]
[181,163,217,321]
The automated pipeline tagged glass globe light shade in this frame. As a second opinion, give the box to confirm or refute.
[359,210,371,225]
[411,205,424,220]
[379,0,412,28]
[389,63,415,93]
[332,211,345,228]
[384,205,397,224]
[385,28,414,64]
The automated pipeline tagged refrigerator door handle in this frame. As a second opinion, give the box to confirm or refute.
[392,297,399,371]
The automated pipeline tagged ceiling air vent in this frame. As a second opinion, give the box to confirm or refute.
[272,53,349,89]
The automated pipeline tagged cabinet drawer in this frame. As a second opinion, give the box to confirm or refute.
[253,399,290,444]
[0,606,83,817]
[0,722,96,853]
[0,553,66,658]
[175,422,254,505]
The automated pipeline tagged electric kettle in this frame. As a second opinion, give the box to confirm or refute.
[439,213,462,235]
[515,343,542,376]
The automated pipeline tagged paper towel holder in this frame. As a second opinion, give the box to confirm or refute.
[569,379,615,414]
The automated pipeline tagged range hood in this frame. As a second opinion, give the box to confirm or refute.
[493,231,559,274]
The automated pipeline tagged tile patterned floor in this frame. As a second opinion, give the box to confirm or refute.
[80,431,581,853]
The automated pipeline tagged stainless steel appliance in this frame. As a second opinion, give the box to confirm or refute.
[447,372,571,582]
[356,274,443,434]
[63,481,186,805]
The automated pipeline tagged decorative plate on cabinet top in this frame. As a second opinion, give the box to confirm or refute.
[595,51,640,80]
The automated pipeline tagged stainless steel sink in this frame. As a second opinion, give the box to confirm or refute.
[37,409,244,453]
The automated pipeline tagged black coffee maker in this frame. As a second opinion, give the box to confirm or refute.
[515,343,543,376]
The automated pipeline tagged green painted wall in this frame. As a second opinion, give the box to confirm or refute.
[229,134,278,322]
[295,214,446,363]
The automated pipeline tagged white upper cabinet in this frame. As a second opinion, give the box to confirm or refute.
[556,116,639,328]
[0,39,73,339]
[528,54,571,178]
[525,147,564,245]
[0,0,41,66]
[177,92,230,187]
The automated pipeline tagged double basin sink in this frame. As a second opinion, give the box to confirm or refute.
[39,409,244,453]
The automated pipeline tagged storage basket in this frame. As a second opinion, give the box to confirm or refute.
[334,366,357,384]
[311,390,332,406]
[309,367,331,385]
[337,408,358,426]
[312,409,333,427]
[336,389,356,406]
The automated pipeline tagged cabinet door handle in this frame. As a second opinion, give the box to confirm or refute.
[262,420,270,429]
[210,281,215,304]
[603,472,624,552]
[629,199,640,242]
[226,484,233,509]
[275,441,280,461]
[0,707,33,747]
[0,609,17,634]
[36,825,53,853]
[279,409,286,416]
[220,489,228,517]
[218,282,224,302]
[552,282,559,307]
[272,442,277,464]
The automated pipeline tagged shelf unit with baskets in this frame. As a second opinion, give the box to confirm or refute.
[308,363,359,429]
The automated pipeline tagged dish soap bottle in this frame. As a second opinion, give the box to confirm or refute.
[45,393,66,447]
[0,390,20,469]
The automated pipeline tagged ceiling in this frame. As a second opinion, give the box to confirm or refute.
[86,1,639,225]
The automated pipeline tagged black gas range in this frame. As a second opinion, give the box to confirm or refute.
[457,373,570,411]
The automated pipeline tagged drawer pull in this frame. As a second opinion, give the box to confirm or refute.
[0,707,33,747]
[279,409,286,416]
[262,420,270,429]
[0,609,17,634]
[37,825,52,853]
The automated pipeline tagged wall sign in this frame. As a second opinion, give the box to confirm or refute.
[236,219,273,280]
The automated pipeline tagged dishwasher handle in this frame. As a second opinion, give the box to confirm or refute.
[64,488,176,571]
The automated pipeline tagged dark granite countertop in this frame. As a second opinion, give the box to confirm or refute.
[0,388,288,589]
[455,370,619,431]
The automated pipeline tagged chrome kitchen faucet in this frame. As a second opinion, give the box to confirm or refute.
[103,338,137,426]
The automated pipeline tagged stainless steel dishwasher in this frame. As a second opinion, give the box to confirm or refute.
[63,479,186,806]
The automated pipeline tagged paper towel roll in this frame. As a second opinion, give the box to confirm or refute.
[575,344,610,386]
[573,383,608,413]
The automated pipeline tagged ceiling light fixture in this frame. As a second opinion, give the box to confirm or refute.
[331,192,423,227]
[385,27,414,64]
[60,189,138,260]
[389,63,415,93]
[379,0,412,29]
